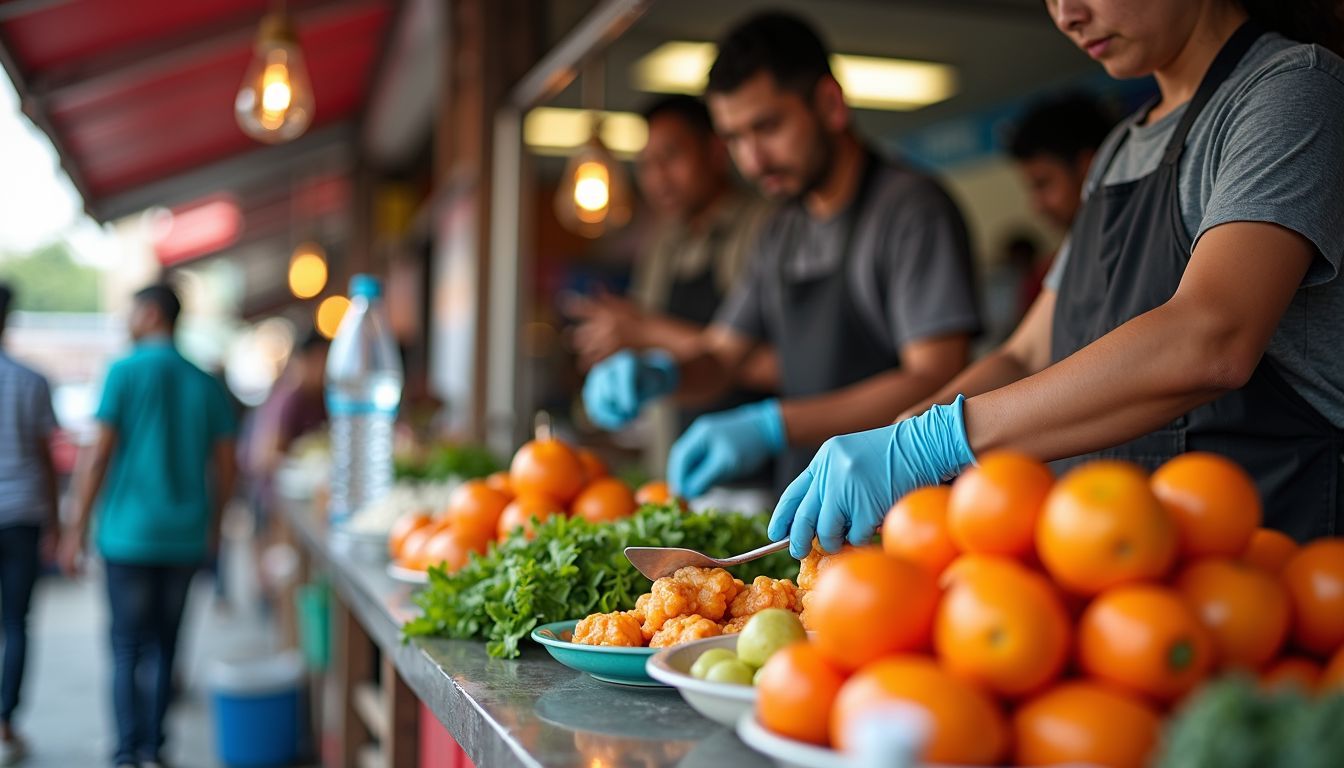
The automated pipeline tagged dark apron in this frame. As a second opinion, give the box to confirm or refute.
[1050,21,1343,542]
[774,150,900,492]
[665,245,776,488]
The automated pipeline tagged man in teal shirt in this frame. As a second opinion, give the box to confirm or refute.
[61,283,236,768]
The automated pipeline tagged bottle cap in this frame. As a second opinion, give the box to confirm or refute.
[349,274,382,299]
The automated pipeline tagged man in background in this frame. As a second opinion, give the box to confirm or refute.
[569,94,772,474]
[584,12,981,499]
[1006,91,1117,262]
[61,283,236,768]
[0,283,59,764]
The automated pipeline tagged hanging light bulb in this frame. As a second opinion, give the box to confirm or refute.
[555,122,633,238]
[235,5,315,144]
[288,241,328,299]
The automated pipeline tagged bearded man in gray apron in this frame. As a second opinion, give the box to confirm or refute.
[770,0,1344,558]
[583,12,982,501]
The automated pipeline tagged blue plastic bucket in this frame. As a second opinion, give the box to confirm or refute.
[209,651,304,767]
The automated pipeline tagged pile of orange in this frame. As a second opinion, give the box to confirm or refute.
[388,437,684,573]
[756,451,1344,768]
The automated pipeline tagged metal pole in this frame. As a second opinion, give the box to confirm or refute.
[484,0,656,451]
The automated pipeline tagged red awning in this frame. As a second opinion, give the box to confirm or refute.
[0,0,393,221]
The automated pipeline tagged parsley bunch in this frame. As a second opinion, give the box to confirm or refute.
[403,503,796,658]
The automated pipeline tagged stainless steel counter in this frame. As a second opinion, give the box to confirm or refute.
[285,502,771,768]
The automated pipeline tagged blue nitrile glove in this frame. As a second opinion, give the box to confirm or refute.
[582,349,679,430]
[668,399,786,499]
[768,395,976,559]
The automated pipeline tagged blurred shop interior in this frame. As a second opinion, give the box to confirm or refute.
[0,0,1155,469]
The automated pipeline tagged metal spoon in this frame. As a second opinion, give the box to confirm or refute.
[624,539,791,581]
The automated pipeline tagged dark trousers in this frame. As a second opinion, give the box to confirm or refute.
[0,524,40,726]
[105,561,195,764]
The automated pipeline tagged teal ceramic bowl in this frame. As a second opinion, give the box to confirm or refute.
[531,619,663,687]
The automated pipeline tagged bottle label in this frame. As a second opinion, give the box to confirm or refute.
[326,393,400,416]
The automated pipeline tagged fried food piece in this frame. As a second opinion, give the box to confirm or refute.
[669,566,742,621]
[649,614,722,648]
[640,578,699,637]
[796,541,848,590]
[799,589,816,630]
[729,575,802,618]
[632,592,651,623]
[721,615,751,634]
[572,611,645,647]
[641,566,742,636]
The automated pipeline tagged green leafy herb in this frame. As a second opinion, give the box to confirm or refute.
[403,503,796,658]
[1158,675,1344,768]
[394,443,500,482]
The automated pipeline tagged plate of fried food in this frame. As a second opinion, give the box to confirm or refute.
[532,564,806,686]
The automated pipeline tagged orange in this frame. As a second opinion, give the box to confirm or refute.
[1151,452,1261,560]
[1280,538,1344,657]
[497,493,564,542]
[484,471,515,500]
[948,451,1053,558]
[570,478,638,524]
[935,557,1070,698]
[755,642,847,746]
[1175,558,1289,669]
[420,527,484,573]
[807,547,940,671]
[577,448,608,485]
[399,521,446,570]
[443,480,511,548]
[388,511,433,559]
[1322,645,1344,691]
[882,486,959,576]
[634,480,687,510]
[1241,528,1298,575]
[1013,681,1162,768]
[509,438,585,504]
[1036,461,1177,595]
[1261,656,1321,694]
[830,655,1008,764]
[939,553,1026,591]
[1078,585,1214,702]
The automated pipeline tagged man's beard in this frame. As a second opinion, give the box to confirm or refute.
[784,124,835,202]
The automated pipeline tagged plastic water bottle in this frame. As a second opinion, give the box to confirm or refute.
[325,274,403,524]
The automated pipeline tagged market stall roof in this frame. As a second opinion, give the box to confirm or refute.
[0,0,395,222]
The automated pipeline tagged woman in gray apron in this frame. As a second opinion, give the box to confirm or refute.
[769,0,1344,558]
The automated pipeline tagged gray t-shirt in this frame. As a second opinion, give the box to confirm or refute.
[716,154,981,357]
[0,351,58,526]
[1046,33,1344,427]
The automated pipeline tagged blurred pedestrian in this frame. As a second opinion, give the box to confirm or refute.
[240,329,327,537]
[0,283,60,765]
[60,283,237,768]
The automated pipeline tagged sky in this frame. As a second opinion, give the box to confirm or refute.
[0,70,116,264]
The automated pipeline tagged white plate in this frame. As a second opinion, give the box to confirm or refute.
[645,635,754,727]
[736,712,1051,768]
[736,713,852,768]
[386,563,429,585]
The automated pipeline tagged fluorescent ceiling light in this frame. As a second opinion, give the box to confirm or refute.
[633,41,958,111]
[524,108,648,157]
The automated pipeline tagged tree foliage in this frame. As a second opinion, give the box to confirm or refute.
[0,241,100,313]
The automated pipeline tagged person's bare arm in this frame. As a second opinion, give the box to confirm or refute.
[672,325,766,405]
[60,424,117,574]
[738,346,779,394]
[37,434,59,561]
[898,290,1057,421]
[964,222,1315,459]
[781,333,971,445]
[568,293,712,367]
